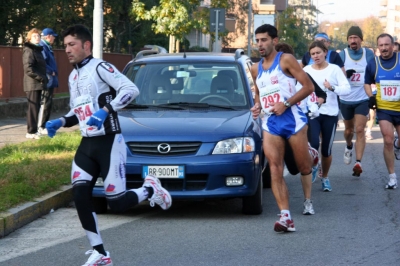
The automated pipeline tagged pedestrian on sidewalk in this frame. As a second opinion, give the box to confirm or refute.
[22,28,47,140]
[45,24,172,265]
[38,28,59,135]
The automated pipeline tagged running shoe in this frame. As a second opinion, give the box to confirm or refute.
[394,137,400,160]
[25,132,41,139]
[365,132,373,140]
[38,127,48,136]
[274,213,296,232]
[308,143,319,166]
[352,162,363,177]
[82,250,113,266]
[344,145,353,165]
[143,175,172,210]
[303,199,315,215]
[321,178,332,192]
[385,177,398,189]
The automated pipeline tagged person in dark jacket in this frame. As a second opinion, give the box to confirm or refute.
[23,28,47,139]
[38,28,59,135]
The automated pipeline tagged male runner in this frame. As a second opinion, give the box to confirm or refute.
[45,24,172,265]
[250,24,315,232]
[365,33,399,189]
[339,26,375,176]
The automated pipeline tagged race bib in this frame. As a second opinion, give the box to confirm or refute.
[348,67,365,86]
[72,95,95,130]
[259,83,282,113]
[380,80,400,101]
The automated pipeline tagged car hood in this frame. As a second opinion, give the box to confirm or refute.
[118,110,256,142]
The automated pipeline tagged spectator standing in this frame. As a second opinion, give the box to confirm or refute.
[365,33,399,189]
[38,28,59,135]
[338,26,375,177]
[22,28,47,139]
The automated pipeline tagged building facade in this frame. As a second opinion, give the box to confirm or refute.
[379,0,400,41]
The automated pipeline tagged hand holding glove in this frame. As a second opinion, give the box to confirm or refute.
[346,69,356,78]
[308,103,320,120]
[45,119,63,138]
[368,96,377,109]
[86,108,109,129]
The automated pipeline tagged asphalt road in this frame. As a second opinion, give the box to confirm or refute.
[1,125,399,266]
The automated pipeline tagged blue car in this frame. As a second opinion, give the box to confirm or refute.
[92,49,270,215]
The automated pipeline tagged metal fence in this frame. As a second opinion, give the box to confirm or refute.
[0,46,132,99]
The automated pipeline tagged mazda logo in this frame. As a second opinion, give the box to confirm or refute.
[157,143,171,154]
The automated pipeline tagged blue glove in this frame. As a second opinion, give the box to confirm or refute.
[45,119,63,138]
[86,109,108,129]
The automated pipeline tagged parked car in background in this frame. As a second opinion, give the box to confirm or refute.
[92,49,270,215]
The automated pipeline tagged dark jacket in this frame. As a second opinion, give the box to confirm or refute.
[40,39,59,88]
[22,42,47,92]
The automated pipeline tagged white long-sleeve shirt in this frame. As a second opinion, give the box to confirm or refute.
[303,63,350,116]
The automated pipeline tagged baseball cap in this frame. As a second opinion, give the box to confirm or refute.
[42,28,58,37]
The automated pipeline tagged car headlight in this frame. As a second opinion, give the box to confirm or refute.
[212,137,255,154]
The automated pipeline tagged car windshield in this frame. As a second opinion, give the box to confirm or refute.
[124,62,249,108]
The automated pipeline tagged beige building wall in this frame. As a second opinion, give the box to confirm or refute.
[379,0,400,41]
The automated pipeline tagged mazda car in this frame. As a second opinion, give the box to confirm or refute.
[92,49,270,215]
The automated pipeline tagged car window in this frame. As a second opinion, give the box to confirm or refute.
[124,62,249,108]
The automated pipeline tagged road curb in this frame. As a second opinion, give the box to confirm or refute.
[0,185,73,238]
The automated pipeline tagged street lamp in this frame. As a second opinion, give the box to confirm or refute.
[334,27,339,49]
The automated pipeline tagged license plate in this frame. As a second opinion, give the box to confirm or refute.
[142,165,185,179]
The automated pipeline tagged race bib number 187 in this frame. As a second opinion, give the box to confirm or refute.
[380,80,400,102]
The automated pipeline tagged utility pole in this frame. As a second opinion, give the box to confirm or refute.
[247,0,252,57]
[93,0,103,59]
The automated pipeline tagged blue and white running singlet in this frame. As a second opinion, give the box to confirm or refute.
[256,52,307,139]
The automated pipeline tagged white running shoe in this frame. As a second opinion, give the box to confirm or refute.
[38,127,48,135]
[82,250,113,266]
[25,132,41,139]
[385,177,398,189]
[344,145,353,165]
[143,175,172,210]
[303,199,315,215]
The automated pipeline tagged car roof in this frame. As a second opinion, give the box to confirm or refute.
[130,52,249,64]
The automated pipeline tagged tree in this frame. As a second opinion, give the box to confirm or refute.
[361,16,384,49]
[276,6,315,58]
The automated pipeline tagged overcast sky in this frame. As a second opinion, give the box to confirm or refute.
[316,0,381,23]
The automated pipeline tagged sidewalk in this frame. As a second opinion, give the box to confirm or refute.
[0,97,77,238]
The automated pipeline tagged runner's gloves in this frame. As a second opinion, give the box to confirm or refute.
[45,119,63,138]
[308,103,319,120]
[346,69,356,78]
[86,108,109,129]
[369,96,377,109]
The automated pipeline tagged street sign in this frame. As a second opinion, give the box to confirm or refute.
[209,8,226,33]
[253,14,275,43]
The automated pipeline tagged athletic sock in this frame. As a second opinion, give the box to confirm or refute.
[93,244,107,256]
[281,210,291,220]
[347,143,353,150]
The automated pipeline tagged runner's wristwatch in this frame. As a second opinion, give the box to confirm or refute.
[283,101,291,107]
